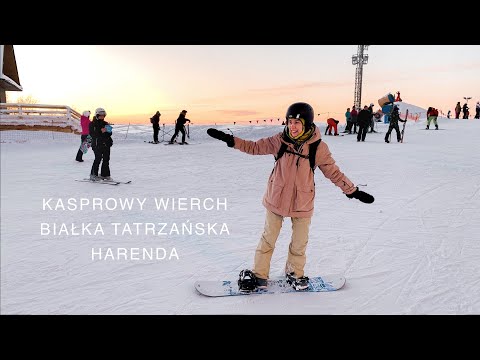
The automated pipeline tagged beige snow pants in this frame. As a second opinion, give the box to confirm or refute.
[253,209,311,279]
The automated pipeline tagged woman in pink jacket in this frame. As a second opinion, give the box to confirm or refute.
[207,102,374,291]
[76,110,92,162]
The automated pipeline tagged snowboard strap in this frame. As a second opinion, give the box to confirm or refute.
[238,269,258,292]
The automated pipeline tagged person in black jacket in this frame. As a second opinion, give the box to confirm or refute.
[169,110,190,144]
[462,103,469,119]
[150,111,161,143]
[385,105,406,143]
[89,107,113,181]
[356,105,371,142]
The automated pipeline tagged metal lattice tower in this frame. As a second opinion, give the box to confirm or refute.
[351,45,369,110]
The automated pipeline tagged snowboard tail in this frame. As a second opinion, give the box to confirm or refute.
[195,274,345,297]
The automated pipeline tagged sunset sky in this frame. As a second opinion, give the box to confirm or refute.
[6,45,480,125]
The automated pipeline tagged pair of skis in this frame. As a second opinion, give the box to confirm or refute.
[75,179,132,185]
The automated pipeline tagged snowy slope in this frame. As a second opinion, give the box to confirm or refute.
[1,115,479,314]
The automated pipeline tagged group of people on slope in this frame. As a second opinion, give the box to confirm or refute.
[327,103,377,142]
[455,101,480,119]
[343,103,377,137]
[76,109,191,181]
[149,110,191,144]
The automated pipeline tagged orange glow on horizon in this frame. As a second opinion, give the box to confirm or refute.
[7,45,480,127]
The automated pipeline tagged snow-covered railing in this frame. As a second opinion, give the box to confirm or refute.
[0,103,82,133]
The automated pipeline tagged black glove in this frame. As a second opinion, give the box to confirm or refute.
[346,187,375,204]
[207,128,235,147]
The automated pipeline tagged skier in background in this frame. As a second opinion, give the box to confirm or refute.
[455,102,461,119]
[169,110,190,144]
[475,101,480,119]
[385,105,406,143]
[343,107,352,133]
[356,105,371,142]
[325,117,339,136]
[426,107,439,130]
[350,106,358,134]
[89,107,113,181]
[462,103,469,119]
[150,111,161,143]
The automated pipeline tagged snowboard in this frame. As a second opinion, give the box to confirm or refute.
[195,274,345,297]
[80,135,92,154]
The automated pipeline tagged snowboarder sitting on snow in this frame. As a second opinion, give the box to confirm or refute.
[325,118,339,136]
[385,105,406,143]
[89,107,113,181]
[207,102,374,291]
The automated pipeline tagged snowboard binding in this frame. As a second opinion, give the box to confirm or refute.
[238,269,258,292]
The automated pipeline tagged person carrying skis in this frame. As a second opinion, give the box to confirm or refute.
[207,102,374,291]
[385,105,406,143]
[89,107,113,181]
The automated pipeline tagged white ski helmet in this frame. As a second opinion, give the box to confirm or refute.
[95,107,106,117]
[82,110,91,117]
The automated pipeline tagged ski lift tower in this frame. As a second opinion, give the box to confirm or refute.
[351,45,369,110]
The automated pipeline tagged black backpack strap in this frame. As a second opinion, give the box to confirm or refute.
[308,139,321,172]
[275,142,288,161]
[275,139,321,172]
